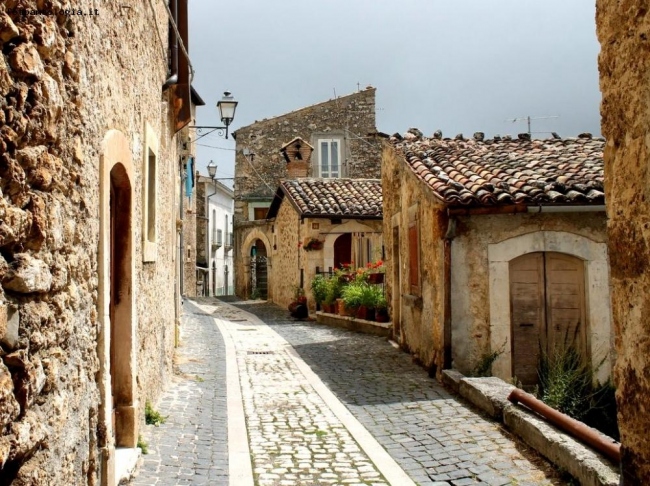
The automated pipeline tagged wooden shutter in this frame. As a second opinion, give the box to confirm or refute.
[408,224,419,293]
[510,252,545,386]
[253,207,268,220]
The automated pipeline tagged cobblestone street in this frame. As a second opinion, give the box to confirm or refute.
[130,299,564,486]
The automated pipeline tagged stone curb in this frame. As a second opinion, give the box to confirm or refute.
[315,311,391,337]
[441,370,620,486]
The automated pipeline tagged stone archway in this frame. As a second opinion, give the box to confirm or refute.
[487,231,611,384]
[240,229,272,299]
[98,130,137,486]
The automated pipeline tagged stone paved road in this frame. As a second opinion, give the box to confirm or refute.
[130,298,566,486]
[129,302,228,486]
[232,301,565,486]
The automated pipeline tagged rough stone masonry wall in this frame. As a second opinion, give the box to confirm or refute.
[382,146,447,375]
[232,88,381,225]
[196,180,208,268]
[0,1,177,484]
[597,3,650,483]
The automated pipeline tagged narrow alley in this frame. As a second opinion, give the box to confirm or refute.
[129,299,563,486]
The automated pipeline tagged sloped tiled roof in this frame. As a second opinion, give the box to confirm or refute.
[271,179,382,219]
[391,132,605,207]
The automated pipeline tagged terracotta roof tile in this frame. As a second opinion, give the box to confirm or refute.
[280,179,382,218]
[391,133,604,207]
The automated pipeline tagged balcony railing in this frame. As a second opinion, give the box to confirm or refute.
[224,232,233,251]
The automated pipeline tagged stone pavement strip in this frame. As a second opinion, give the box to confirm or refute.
[129,301,229,486]
[130,299,567,486]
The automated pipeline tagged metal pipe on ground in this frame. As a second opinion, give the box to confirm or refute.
[507,388,620,463]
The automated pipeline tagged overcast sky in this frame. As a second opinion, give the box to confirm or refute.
[189,0,601,182]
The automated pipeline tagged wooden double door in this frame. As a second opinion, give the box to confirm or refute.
[509,252,587,386]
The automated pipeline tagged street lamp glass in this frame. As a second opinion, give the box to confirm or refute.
[207,160,217,178]
[217,91,238,127]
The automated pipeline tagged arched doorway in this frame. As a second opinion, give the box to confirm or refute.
[109,164,135,447]
[509,252,587,386]
[250,239,268,299]
[333,233,352,269]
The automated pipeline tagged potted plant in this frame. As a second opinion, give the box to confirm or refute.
[341,281,364,317]
[355,283,378,320]
[375,294,389,322]
[335,262,355,283]
[366,259,385,284]
[310,275,328,311]
[303,237,324,251]
[288,287,308,319]
[323,277,342,314]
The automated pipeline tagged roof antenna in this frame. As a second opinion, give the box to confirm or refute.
[505,115,559,135]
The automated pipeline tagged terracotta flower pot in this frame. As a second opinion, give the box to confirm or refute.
[355,305,368,320]
[375,308,389,322]
[336,299,354,316]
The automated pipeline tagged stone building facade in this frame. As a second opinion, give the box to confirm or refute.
[232,88,383,299]
[195,175,234,297]
[261,178,383,309]
[597,2,650,482]
[0,1,198,484]
[383,130,612,385]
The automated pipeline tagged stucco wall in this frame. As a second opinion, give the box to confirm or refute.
[449,213,611,383]
[382,146,447,375]
[597,2,650,482]
[0,2,178,483]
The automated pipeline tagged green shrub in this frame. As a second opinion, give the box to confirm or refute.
[324,277,343,305]
[310,275,328,305]
[137,435,149,454]
[537,344,619,440]
[341,281,365,309]
[359,283,382,308]
[145,401,166,426]
[375,293,388,310]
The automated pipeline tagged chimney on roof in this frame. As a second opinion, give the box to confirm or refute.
[473,132,485,141]
[433,130,443,140]
[281,137,313,179]
[578,132,592,139]
[518,133,531,141]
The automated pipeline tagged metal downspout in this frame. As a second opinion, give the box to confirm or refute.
[162,0,178,90]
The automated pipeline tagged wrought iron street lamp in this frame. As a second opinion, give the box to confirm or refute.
[188,91,239,140]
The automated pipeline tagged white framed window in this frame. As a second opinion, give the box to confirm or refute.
[318,139,341,178]
[142,122,159,262]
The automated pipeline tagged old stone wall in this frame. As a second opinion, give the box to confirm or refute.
[597,2,650,482]
[0,1,179,484]
[196,178,208,268]
[450,212,610,381]
[182,168,197,297]
[268,200,301,307]
[232,88,382,225]
[382,146,447,375]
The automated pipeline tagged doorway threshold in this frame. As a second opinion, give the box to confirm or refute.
[115,447,140,484]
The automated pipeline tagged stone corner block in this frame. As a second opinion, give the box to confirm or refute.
[441,369,464,393]
[458,376,515,420]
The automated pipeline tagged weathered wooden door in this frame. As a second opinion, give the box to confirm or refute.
[510,252,586,386]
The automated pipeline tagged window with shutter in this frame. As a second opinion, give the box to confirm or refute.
[408,224,420,294]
